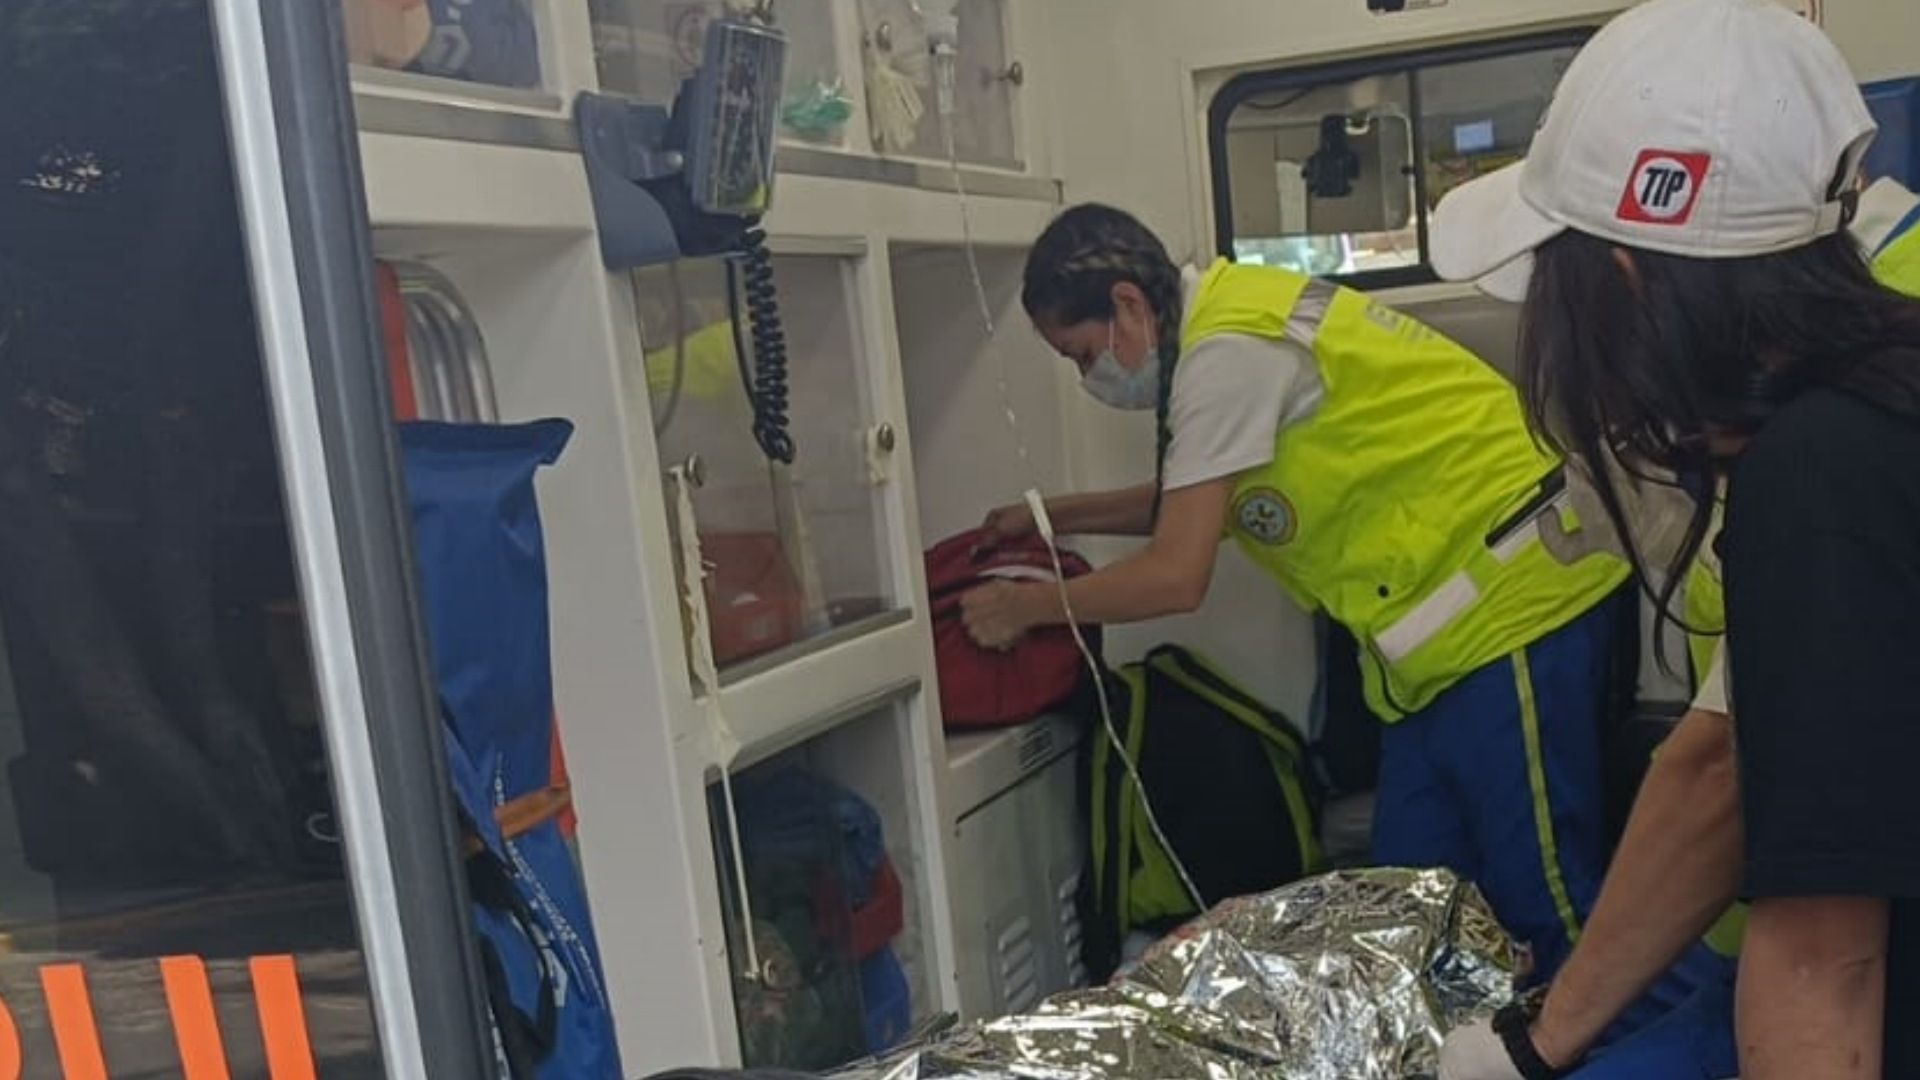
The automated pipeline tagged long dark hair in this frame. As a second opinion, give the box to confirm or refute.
[1519,215,1920,651]
[1022,204,1185,505]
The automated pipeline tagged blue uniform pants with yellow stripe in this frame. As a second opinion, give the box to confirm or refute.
[1372,591,1733,1054]
[1570,971,1737,1079]
[1372,592,1621,982]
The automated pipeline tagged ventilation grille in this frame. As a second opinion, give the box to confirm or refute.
[1014,724,1057,775]
[996,916,1041,1014]
[1058,872,1087,989]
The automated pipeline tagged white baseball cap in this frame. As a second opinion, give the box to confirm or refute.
[1431,0,1878,303]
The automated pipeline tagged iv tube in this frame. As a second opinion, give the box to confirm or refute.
[932,49,1206,912]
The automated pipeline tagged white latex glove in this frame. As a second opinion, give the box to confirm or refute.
[1438,1018,1527,1080]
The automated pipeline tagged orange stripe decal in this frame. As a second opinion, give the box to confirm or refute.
[162,956,233,1080]
[40,964,107,1080]
[251,956,317,1080]
[376,262,421,421]
[0,987,20,1080]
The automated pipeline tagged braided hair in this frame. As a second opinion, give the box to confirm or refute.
[1021,205,1186,515]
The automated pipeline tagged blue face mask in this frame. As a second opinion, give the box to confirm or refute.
[1082,319,1161,411]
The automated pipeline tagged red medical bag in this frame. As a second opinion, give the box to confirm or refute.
[926,528,1097,729]
[702,532,806,667]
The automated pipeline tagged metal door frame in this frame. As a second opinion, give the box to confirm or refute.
[207,1,496,1074]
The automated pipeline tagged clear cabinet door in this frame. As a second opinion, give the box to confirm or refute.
[590,0,853,147]
[629,254,900,679]
[707,698,935,1068]
[337,0,548,92]
[860,0,1021,168]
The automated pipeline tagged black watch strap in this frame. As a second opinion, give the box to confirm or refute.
[1492,1001,1569,1080]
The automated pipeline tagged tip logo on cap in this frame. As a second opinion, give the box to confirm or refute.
[1618,149,1712,225]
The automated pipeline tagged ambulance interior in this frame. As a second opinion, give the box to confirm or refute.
[1,0,1916,1075]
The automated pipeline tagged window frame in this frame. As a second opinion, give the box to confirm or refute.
[212,0,500,1073]
[1206,27,1595,290]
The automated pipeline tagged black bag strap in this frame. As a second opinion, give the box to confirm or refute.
[467,849,560,1075]
[1144,645,1311,753]
[478,934,541,1078]
[1075,666,1134,983]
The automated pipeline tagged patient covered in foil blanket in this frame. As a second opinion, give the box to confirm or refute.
[848,867,1517,1080]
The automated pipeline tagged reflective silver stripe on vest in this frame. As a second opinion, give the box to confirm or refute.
[1374,481,1579,664]
[1284,279,1339,349]
[1375,570,1481,665]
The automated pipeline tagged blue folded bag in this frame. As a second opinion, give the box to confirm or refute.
[399,419,622,1080]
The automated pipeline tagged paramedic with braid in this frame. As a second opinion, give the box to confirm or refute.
[960,203,1697,1027]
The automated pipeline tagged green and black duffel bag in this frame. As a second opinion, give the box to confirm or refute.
[1080,645,1324,979]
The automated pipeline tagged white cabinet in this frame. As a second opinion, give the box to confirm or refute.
[946,717,1088,1019]
[581,0,1044,170]
[888,238,1091,1023]
[615,238,962,1070]
[589,0,854,146]
[629,252,903,677]
[342,1,1068,1072]
[888,241,1072,543]
[859,0,1023,168]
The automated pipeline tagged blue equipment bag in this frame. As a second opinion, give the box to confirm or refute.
[412,0,541,88]
[399,419,622,1080]
[1863,78,1920,190]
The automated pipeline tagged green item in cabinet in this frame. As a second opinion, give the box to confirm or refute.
[782,77,855,142]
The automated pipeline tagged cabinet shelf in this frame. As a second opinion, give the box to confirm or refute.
[349,93,1061,204]
[359,134,596,233]
[353,88,574,153]
[714,621,931,767]
[718,609,914,689]
[352,66,565,114]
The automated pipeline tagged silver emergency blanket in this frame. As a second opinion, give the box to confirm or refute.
[849,868,1516,1080]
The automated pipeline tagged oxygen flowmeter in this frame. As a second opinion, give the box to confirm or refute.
[577,13,796,463]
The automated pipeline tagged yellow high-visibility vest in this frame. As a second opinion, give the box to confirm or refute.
[1184,260,1629,720]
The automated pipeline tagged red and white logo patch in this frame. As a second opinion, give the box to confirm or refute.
[1617,149,1712,225]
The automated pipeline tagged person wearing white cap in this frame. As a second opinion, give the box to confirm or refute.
[1428,0,1920,1078]
[1441,174,1920,1080]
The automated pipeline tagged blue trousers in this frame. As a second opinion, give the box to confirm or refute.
[1372,595,1620,982]
[1573,972,1738,1079]
[1372,592,1733,1049]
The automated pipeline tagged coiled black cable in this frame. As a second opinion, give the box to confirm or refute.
[724,223,795,464]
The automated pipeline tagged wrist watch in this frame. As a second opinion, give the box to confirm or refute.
[1490,992,1573,1080]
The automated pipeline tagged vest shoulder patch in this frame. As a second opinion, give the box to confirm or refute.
[1234,488,1298,547]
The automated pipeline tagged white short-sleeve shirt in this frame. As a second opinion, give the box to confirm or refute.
[1160,266,1325,492]
[1693,640,1730,715]
[1687,510,1731,715]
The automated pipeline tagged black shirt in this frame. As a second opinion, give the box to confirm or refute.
[1724,386,1920,1073]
